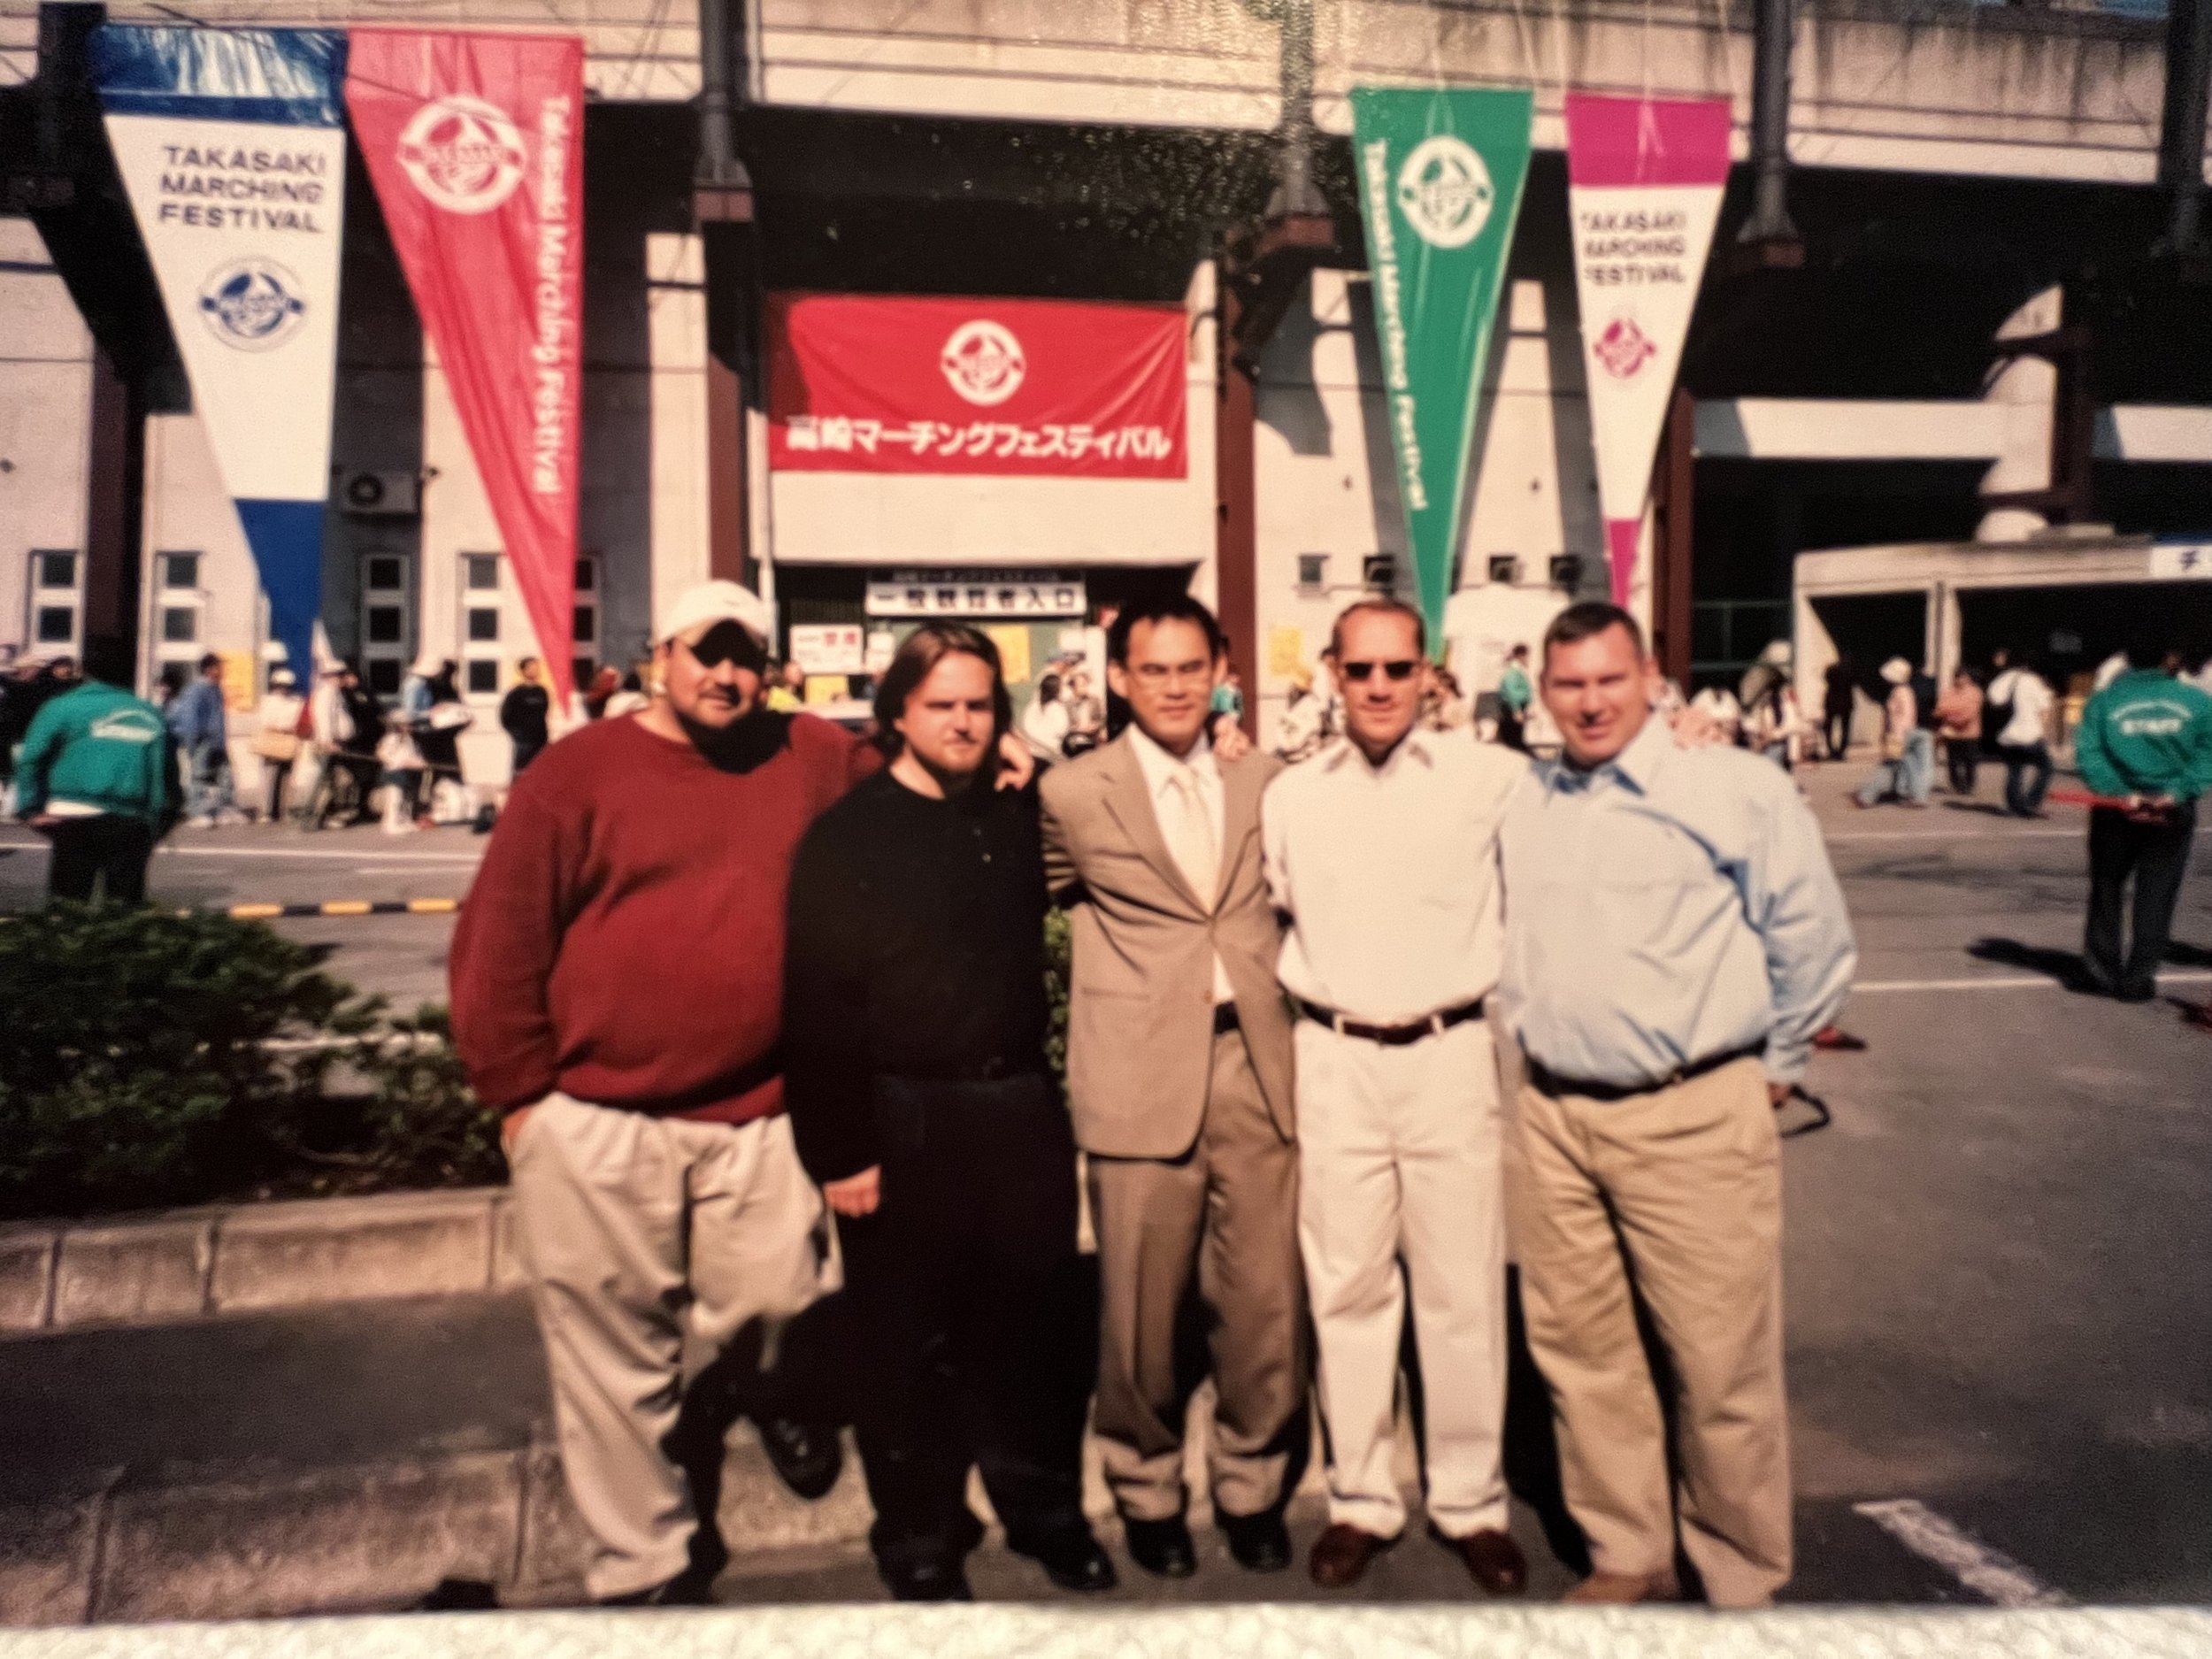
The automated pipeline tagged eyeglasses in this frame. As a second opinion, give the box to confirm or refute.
[681,623,766,672]
[1336,659,1420,683]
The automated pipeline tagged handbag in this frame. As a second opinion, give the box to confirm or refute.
[251,729,302,764]
[376,729,424,772]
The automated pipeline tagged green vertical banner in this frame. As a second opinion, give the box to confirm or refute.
[1349,86,1533,654]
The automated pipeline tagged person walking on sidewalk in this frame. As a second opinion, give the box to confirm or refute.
[1040,591,1307,1581]
[1987,654,2056,818]
[2070,637,2212,1002]
[12,645,180,903]
[1935,668,1985,797]
[1498,602,1855,1609]
[1496,644,1534,752]
[784,626,1110,1602]
[167,654,236,828]
[501,657,552,777]
[1262,598,1528,1597]
[1821,656,1856,761]
[448,580,872,1606]
[1854,658,1931,808]
[253,667,307,825]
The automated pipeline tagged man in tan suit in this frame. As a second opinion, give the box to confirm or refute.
[1040,591,1305,1579]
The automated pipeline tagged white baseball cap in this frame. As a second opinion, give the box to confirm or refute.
[656,579,772,646]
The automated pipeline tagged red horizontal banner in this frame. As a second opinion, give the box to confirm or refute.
[767,292,1188,479]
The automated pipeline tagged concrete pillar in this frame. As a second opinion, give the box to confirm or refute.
[647,232,712,619]
[1976,285,2062,542]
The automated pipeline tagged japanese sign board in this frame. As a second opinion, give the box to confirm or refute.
[2148,542,2212,580]
[768,294,1187,480]
[864,572,1087,619]
[788,624,865,675]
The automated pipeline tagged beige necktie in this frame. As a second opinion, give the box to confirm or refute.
[1164,765,1219,909]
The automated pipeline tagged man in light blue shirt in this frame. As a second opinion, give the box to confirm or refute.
[1497,601,1854,1609]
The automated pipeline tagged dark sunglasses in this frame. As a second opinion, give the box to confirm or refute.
[1337,658,1420,683]
[682,622,767,672]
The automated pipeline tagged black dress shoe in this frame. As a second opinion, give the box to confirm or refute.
[1124,1515,1197,1578]
[755,1414,843,1501]
[881,1559,972,1602]
[1219,1509,1292,1572]
[1010,1525,1118,1593]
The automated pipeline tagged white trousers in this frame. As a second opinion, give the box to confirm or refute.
[1294,1016,1509,1540]
[508,1096,839,1600]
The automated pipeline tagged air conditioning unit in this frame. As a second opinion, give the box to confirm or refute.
[1361,555,1398,592]
[337,470,420,518]
[1548,555,1585,591]
[1487,555,1521,586]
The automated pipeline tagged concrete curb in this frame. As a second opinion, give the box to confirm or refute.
[0,1187,523,1337]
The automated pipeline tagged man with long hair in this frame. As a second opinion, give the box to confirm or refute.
[784,624,1108,1601]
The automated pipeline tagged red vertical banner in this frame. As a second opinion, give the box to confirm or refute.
[346,30,582,703]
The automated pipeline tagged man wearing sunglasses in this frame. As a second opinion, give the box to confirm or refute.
[451,580,895,1604]
[1261,598,1531,1595]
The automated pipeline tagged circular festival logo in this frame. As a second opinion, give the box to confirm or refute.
[940,320,1027,406]
[397,95,526,214]
[1395,134,1494,250]
[1594,314,1659,380]
[196,258,308,352]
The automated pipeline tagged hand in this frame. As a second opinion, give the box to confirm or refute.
[1671,707,1724,749]
[1767,1081,1793,1109]
[823,1165,881,1217]
[1214,721,1253,763]
[995,732,1035,792]
[25,814,60,833]
[499,1106,534,1152]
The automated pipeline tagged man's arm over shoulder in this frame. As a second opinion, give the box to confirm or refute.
[448,783,574,1114]
[1733,764,1855,1085]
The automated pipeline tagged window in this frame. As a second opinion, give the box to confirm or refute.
[573,558,595,592]
[457,553,509,701]
[161,607,197,643]
[35,551,76,590]
[465,554,500,592]
[367,659,401,695]
[36,606,73,643]
[367,606,403,644]
[572,605,596,644]
[366,555,404,592]
[1296,554,1328,595]
[466,659,500,695]
[572,554,601,687]
[359,551,413,694]
[467,607,500,642]
[161,552,200,590]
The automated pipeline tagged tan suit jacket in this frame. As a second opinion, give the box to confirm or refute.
[1040,731,1295,1159]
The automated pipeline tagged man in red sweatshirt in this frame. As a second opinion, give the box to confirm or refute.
[450,579,874,1605]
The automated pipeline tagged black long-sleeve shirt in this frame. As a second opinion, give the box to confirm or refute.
[783,768,1050,1183]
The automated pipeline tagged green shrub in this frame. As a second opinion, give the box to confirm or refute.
[1043,908,1071,1091]
[0,905,501,1218]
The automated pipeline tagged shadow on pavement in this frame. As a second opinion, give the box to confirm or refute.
[1967,938,2086,985]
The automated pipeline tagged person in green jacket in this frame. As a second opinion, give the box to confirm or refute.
[2071,636,2212,1001]
[13,648,180,905]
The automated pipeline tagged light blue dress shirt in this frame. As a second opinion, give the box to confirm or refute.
[1497,716,1856,1089]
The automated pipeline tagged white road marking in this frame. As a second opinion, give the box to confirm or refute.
[1826,826,2212,844]
[1855,971,2212,994]
[1854,1498,2070,1607]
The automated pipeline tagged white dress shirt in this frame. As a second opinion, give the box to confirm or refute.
[1130,724,1235,1002]
[1263,726,1528,1024]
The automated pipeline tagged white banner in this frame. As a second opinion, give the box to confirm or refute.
[96,27,348,672]
[1564,95,1733,607]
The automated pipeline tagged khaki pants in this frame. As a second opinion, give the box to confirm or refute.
[508,1095,837,1600]
[1087,1025,1306,1523]
[1511,1056,1790,1608]
[1296,1017,1508,1540]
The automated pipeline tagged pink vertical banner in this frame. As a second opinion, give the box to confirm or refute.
[347,31,583,703]
[1565,94,1732,608]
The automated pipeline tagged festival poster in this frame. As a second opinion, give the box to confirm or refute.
[95,25,349,675]
[1565,93,1733,607]
[347,30,585,703]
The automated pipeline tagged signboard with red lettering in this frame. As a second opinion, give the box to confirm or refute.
[768,293,1187,479]
[346,30,583,703]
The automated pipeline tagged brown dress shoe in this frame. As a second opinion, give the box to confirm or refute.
[1450,1528,1527,1596]
[1309,1522,1394,1588]
[1561,1567,1681,1605]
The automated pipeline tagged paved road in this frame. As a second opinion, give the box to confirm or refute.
[0,757,2206,1608]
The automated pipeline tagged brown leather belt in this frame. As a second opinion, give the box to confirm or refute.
[1525,1043,1763,1102]
[1295,996,1485,1047]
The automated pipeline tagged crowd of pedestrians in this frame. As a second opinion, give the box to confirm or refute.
[449,580,1861,1610]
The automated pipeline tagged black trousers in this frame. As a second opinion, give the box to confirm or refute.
[1824,706,1851,760]
[48,817,156,904]
[1944,738,1978,795]
[1497,710,1527,752]
[2085,803,2197,997]
[836,1071,1089,1577]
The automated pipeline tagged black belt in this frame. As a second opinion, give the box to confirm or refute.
[1526,1043,1763,1102]
[1212,1002,1241,1035]
[1296,996,1485,1046]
